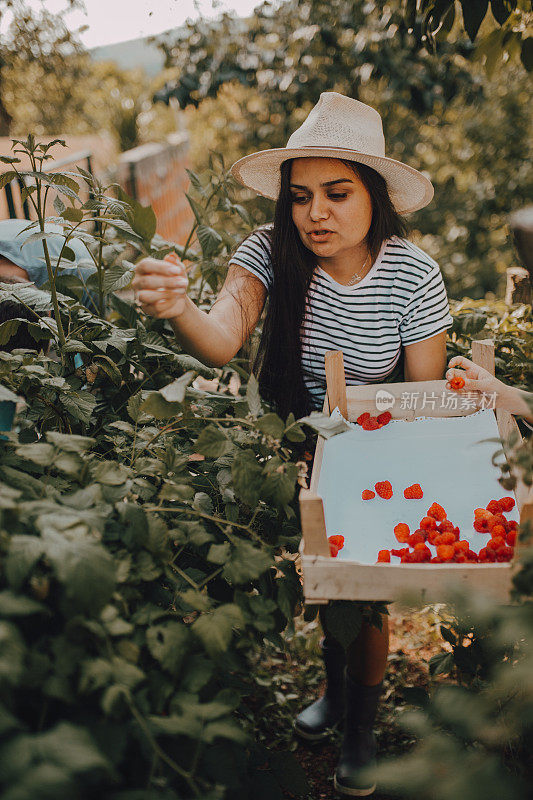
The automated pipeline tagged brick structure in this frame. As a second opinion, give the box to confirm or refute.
[118,133,194,245]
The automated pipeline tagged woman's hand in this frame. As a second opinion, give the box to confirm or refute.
[132,252,189,319]
[446,355,531,417]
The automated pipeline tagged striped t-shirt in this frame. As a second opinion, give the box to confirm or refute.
[230,225,453,409]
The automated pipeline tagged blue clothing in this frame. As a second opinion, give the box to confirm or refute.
[0,219,97,310]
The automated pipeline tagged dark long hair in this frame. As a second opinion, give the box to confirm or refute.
[251,158,409,420]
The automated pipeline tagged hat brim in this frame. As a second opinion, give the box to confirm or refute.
[230,146,434,214]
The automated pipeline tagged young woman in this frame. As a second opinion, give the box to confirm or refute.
[133,92,453,797]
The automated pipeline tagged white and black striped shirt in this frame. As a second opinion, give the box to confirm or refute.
[230,226,453,409]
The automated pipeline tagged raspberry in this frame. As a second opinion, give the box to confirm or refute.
[438,520,455,534]
[420,516,437,531]
[506,531,516,547]
[377,549,391,563]
[413,543,431,562]
[435,532,456,547]
[436,545,454,561]
[486,536,506,554]
[449,375,465,390]
[361,489,375,500]
[328,534,345,549]
[474,508,492,520]
[454,553,467,563]
[356,412,371,426]
[426,529,439,546]
[491,524,506,538]
[430,557,442,563]
[377,411,392,426]
[375,480,393,499]
[427,502,447,522]
[507,520,518,531]
[394,523,411,543]
[453,526,461,541]
[473,519,489,533]
[404,483,423,499]
[408,531,425,547]
[486,500,501,515]
[362,417,380,431]
[479,547,495,562]
[453,540,470,553]
[401,553,416,563]
[496,546,514,562]
[465,550,478,562]
[391,547,409,558]
[329,542,339,557]
[487,514,506,532]
[498,497,515,513]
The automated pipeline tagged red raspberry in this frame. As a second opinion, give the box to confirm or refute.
[496,546,514,562]
[361,489,376,500]
[435,532,456,547]
[465,550,478,562]
[420,516,437,531]
[506,531,517,547]
[449,375,465,390]
[401,553,416,563]
[356,412,371,426]
[453,553,467,563]
[427,502,447,522]
[486,537,506,554]
[362,417,380,430]
[438,520,455,534]
[491,524,506,538]
[473,519,489,533]
[430,557,442,563]
[487,514,506,532]
[404,483,423,499]
[474,508,492,520]
[377,549,391,563]
[486,500,501,515]
[391,547,409,558]
[498,497,515,513]
[413,543,431,562]
[375,480,393,499]
[507,520,518,531]
[328,534,345,550]
[436,545,454,561]
[394,523,411,543]
[377,411,392,426]
[329,542,339,558]
[408,531,425,547]
[453,540,470,553]
[426,529,439,546]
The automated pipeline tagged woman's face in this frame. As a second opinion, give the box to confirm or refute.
[289,157,373,261]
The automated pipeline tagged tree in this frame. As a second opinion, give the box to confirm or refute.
[0,0,85,135]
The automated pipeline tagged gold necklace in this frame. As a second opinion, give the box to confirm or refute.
[346,252,371,286]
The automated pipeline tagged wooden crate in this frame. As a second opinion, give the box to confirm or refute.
[299,340,533,604]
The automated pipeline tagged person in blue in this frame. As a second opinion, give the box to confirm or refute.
[0,219,97,311]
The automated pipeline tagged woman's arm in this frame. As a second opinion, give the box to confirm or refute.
[403,331,447,382]
[133,257,267,367]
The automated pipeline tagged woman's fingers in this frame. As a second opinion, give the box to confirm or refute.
[137,288,186,305]
[135,258,186,278]
[133,274,187,290]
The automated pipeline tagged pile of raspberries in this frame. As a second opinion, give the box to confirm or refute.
[327,495,517,563]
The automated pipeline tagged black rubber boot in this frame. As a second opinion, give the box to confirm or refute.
[294,637,346,741]
[333,672,383,797]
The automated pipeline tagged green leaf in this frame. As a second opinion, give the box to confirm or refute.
[160,371,196,403]
[429,652,455,676]
[0,590,46,617]
[197,224,223,257]
[231,449,263,507]
[222,539,272,584]
[0,171,17,190]
[45,432,96,452]
[260,461,298,509]
[127,392,153,423]
[131,203,157,242]
[0,319,21,346]
[256,413,285,439]
[207,542,231,564]
[146,622,189,674]
[140,391,182,420]
[284,412,306,442]
[298,411,350,439]
[15,442,55,466]
[440,625,458,646]
[61,206,83,223]
[246,373,262,417]
[460,0,489,42]
[196,425,232,457]
[185,192,206,224]
[323,601,364,649]
[192,603,244,657]
[103,262,135,294]
[6,536,45,589]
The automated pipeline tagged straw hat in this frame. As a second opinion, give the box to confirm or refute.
[230,92,434,214]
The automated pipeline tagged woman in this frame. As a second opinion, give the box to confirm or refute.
[133,92,453,797]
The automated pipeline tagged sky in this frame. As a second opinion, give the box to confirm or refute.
[12,0,263,48]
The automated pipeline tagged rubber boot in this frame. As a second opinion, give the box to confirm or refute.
[333,672,383,797]
[294,637,346,741]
